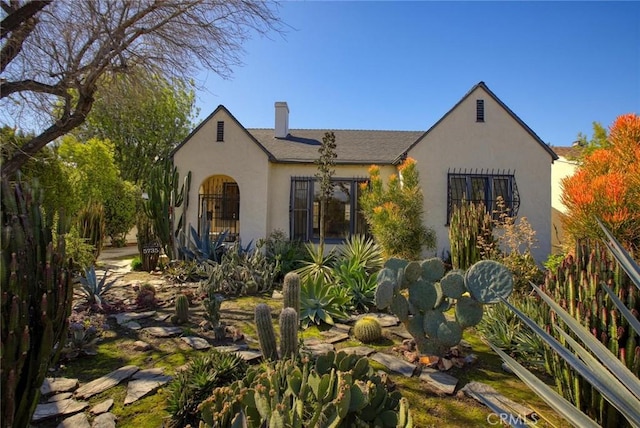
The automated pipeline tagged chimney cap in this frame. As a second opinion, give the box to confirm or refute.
[275,101,289,110]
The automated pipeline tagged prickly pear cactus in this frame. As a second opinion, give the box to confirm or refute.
[353,316,383,343]
[375,257,513,355]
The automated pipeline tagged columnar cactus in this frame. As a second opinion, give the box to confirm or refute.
[1,179,74,428]
[282,272,300,322]
[172,294,190,325]
[376,257,513,355]
[255,304,278,361]
[353,317,383,343]
[448,201,495,270]
[279,308,299,359]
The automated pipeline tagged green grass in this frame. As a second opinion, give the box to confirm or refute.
[49,295,564,428]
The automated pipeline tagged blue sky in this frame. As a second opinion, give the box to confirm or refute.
[194,1,639,147]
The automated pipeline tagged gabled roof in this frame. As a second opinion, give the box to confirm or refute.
[404,82,559,161]
[172,82,558,163]
[247,129,423,164]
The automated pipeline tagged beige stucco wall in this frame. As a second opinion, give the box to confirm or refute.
[551,155,578,252]
[172,108,271,248]
[407,86,554,264]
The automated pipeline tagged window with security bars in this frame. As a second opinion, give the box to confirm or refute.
[447,170,519,223]
[290,177,369,242]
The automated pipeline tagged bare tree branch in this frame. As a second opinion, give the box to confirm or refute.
[0,0,282,179]
[0,0,51,38]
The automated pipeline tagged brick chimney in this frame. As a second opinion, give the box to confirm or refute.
[275,102,289,139]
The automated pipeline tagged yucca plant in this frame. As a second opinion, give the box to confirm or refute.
[295,242,335,284]
[76,266,116,308]
[337,234,384,273]
[490,220,640,427]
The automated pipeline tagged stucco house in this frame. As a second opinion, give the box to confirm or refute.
[550,146,580,253]
[171,81,558,263]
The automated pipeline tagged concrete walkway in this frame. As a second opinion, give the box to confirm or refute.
[97,245,138,262]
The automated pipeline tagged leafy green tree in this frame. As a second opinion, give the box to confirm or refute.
[1,0,281,179]
[360,158,435,260]
[0,126,74,220]
[574,121,609,159]
[104,180,138,246]
[79,71,198,184]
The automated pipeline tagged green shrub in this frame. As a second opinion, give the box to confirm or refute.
[64,225,97,271]
[166,350,247,428]
[131,256,143,271]
[260,229,307,280]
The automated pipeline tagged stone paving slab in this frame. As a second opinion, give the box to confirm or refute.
[90,398,114,415]
[112,311,156,325]
[92,412,117,428]
[32,399,89,423]
[330,323,352,333]
[353,313,400,327]
[132,368,165,379]
[124,374,172,405]
[75,365,139,399]
[56,411,90,428]
[387,326,413,340]
[142,326,183,337]
[304,341,335,357]
[214,344,249,353]
[339,346,376,357]
[321,332,350,344]
[419,368,459,394]
[181,336,211,350]
[123,321,142,330]
[41,377,79,396]
[369,352,417,377]
[48,393,73,402]
[236,349,262,362]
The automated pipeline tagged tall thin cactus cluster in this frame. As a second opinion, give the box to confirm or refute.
[530,240,640,426]
[255,272,301,360]
[142,158,191,260]
[448,201,495,270]
[1,179,74,428]
[376,257,513,356]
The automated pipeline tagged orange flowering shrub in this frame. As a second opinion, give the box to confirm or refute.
[561,113,640,252]
[359,157,435,259]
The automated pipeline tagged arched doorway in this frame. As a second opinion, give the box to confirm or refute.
[199,175,239,242]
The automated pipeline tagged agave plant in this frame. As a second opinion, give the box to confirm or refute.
[333,259,377,313]
[337,234,384,273]
[295,242,335,284]
[181,224,228,264]
[76,266,117,308]
[490,220,640,427]
[300,275,350,328]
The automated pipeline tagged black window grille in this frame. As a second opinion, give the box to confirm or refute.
[447,168,519,223]
[290,177,369,242]
[476,99,485,122]
[216,121,224,142]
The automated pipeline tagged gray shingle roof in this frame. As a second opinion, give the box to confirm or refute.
[246,129,423,164]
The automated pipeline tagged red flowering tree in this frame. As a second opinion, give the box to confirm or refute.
[561,113,640,252]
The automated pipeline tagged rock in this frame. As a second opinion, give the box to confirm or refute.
[154,313,171,322]
[199,320,212,331]
[236,349,262,362]
[369,353,417,377]
[303,340,335,357]
[56,412,90,428]
[75,365,139,399]
[271,290,283,299]
[143,326,183,337]
[464,354,478,365]
[124,373,172,405]
[501,362,514,374]
[213,344,249,353]
[321,332,349,344]
[32,399,89,423]
[48,393,73,402]
[133,340,151,351]
[403,351,420,364]
[437,358,454,371]
[354,313,399,327]
[132,368,165,379]
[90,398,114,415]
[330,323,352,334]
[388,326,414,340]
[41,377,79,396]
[92,412,117,428]
[181,336,211,350]
[339,346,376,357]
[112,311,156,325]
[420,368,459,395]
[123,321,141,330]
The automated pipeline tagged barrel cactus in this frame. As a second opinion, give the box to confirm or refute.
[353,316,383,343]
[375,257,513,355]
[171,294,190,325]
